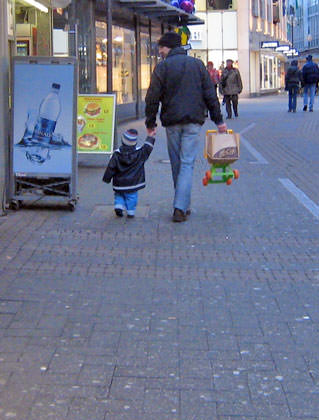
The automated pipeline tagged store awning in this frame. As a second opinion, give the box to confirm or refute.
[117,0,204,25]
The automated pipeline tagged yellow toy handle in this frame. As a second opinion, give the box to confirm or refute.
[206,129,233,134]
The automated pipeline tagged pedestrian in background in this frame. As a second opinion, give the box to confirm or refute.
[285,59,303,113]
[302,54,319,112]
[220,59,243,119]
[207,61,220,94]
[145,32,227,223]
[102,128,155,218]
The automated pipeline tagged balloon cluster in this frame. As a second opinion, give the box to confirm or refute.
[170,0,195,14]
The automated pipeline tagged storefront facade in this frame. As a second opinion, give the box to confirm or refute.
[0,0,202,210]
[2,0,202,122]
[187,0,288,96]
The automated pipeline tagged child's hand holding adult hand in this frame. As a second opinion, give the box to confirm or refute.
[147,128,156,137]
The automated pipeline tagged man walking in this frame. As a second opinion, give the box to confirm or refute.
[220,59,243,119]
[302,54,319,112]
[145,32,227,223]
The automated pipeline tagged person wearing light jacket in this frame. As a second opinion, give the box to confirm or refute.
[220,59,243,119]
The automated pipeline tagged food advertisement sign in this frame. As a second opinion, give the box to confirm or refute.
[77,94,116,154]
[12,61,75,175]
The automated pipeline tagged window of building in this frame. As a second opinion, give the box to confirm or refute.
[140,32,151,101]
[252,0,258,17]
[207,0,237,10]
[260,55,281,90]
[259,0,265,19]
[96,21,107,93]
[112,25,136,104]
[267,0,272,23]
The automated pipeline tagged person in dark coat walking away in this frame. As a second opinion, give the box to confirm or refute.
[302,54,319,112]
[145,32,227,223]
[103,128,155,218]
[285,60,303,112]
[220,59,243,119]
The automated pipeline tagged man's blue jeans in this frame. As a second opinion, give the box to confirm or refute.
[114,191,138,216]
[303,83,316,110]
[288,87,298,111]
[166,123,201,213]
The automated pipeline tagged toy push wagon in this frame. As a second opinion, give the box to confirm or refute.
[202,129,240,186]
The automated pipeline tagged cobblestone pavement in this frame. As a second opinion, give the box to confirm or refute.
[1,94,319,419]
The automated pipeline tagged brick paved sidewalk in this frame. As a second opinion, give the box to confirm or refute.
[1,95,319,419]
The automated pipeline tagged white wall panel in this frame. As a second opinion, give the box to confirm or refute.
[207,13,222,49]
[190,12,207,50]
[222,11,237,49]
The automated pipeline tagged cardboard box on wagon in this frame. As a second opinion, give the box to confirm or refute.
[204,130,240,165]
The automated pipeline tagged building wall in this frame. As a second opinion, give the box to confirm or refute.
[0,0,9,214]
[237,0,250,96]
[189,0,288,96]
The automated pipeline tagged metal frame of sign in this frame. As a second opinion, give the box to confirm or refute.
[9,56,78,211]
[77,93,116,154]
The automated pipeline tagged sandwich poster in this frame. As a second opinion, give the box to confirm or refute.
[77,94,116,154]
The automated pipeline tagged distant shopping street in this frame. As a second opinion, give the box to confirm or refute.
[1,94,319,419]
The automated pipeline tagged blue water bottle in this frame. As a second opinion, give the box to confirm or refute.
[33,83,61,143]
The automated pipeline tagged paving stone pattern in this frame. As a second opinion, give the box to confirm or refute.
[1,95,319,419]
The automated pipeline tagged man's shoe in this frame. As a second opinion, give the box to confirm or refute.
[293,109,296,113]
[226,116,232,119]
[173,208,186,223]
[303,105,307,111]
[234,113,238,117]
[309,109,313,112]
[115,208,123,217]
[127,214,135,219]
[288,109,292,112]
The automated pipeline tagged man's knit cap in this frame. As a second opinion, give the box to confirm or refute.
[122,129,138,146]
[158,32,181,49]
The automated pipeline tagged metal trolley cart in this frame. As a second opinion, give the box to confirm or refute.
[202,129,240,186]
[9,56,78,211]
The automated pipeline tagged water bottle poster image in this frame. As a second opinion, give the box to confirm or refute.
[13,63,75,175]
[77,94,116,153]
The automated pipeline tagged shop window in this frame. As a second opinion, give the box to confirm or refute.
[141,32,151,101]
[207,0,235,10]
[15,4,50,56]
[96,21,107,93]
[112,26,136,105]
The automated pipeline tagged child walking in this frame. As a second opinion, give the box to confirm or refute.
[102,128,155,218]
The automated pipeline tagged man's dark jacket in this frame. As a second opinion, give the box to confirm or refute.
[102,137,155,193]
[145,47,223,128]
[302,60,319,85]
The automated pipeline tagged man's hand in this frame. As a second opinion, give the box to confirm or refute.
[147,127,156,137]
[217,123,227,133]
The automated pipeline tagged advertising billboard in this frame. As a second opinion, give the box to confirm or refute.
[77,94,116,154]
[12,60,75,175]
